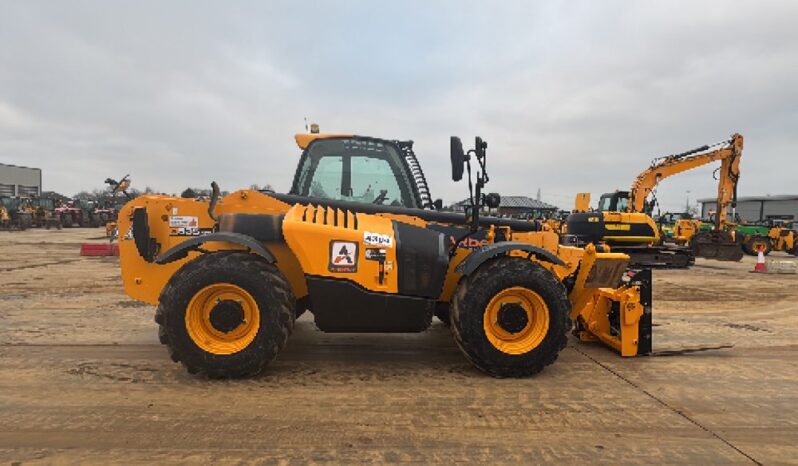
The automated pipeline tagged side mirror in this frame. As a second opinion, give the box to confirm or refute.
[450,136,465,181]
[433,199,443,210]
[485,192,501,209]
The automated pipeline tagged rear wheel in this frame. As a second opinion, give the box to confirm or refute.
[61,215,72,228]
[155,251,295,378]
[745,236,771,256]
[451,257,571,377]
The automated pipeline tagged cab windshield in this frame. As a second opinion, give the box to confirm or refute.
[291,137,417,208]
[598,193,628,212]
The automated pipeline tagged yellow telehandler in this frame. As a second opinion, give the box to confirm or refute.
[116,131,654,378]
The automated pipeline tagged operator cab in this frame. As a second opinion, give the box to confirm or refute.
[290,135,427,209]
[597,191,630,212]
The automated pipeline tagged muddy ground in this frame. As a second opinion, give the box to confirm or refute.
[0,228,796,464]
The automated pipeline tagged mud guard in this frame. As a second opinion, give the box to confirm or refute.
[455,242,565,276]
[153,232,276,265]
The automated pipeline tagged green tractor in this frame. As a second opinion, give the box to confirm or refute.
[735,219,798,256]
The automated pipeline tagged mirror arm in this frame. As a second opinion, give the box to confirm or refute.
[449,154,478,258]
[448,139,490,258]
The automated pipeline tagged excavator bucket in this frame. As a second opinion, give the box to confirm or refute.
[692,230,743,261]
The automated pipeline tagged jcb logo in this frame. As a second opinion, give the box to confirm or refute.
[448,236,488,249]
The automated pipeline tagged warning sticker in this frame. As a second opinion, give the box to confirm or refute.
[363,231,393,247]
[329,241,358,273]
[169,216,198,228]
[365,248,387,261]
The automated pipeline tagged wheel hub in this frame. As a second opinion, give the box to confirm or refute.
[497,303,529,334]
[209,300,245,333]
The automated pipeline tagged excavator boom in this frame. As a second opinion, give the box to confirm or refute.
[628,134,743,215]
[628,134,744,261]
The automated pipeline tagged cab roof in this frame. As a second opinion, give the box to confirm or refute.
[294,133,354,150]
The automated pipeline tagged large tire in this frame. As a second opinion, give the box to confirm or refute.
[451,257,571,378]
[155,251,295,378]
[744,236,771,256]
[61,214,72,228]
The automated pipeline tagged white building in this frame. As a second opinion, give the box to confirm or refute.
[0,162,42,197]
[699,195,798,222]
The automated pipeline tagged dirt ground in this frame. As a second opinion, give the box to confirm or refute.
[1,228,796,464]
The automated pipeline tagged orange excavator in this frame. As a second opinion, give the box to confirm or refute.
[565,134,745,267]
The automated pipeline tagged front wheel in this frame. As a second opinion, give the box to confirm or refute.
[745,236,771,256]
[451,257,571,378]
[155,252,295,378]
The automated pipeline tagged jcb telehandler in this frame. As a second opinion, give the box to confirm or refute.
[657,212,700,246]
[565,134,745,267]
[117,131,653,378]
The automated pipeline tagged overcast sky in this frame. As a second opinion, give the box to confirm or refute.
[1,1,796,211]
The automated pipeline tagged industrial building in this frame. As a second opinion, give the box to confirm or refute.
[0,162,42,197]
[699,195,798,222]
[452,195,558,218]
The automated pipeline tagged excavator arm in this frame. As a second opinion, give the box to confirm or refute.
[712,139,743,230]
[628,134,744,216]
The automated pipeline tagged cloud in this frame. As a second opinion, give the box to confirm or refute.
[1,0,796,212]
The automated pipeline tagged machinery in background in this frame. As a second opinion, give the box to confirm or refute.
[0,196,33,230]
[657,212,703,247]
[735,219,798,256]
[102,174,133,237]
[54,199,92,227]
[565,134,745,266]
[661,212,797,257]
[30,197,62,229]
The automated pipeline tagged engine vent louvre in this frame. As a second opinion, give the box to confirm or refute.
[301,205,359,230]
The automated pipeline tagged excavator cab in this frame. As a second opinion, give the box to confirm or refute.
[597,191,629,212]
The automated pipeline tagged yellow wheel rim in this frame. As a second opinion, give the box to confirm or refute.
[753,240,767,252]
[185,283,260,355]
[483,287,550,355]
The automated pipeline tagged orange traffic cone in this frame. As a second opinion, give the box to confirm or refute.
[753,250,767,273]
